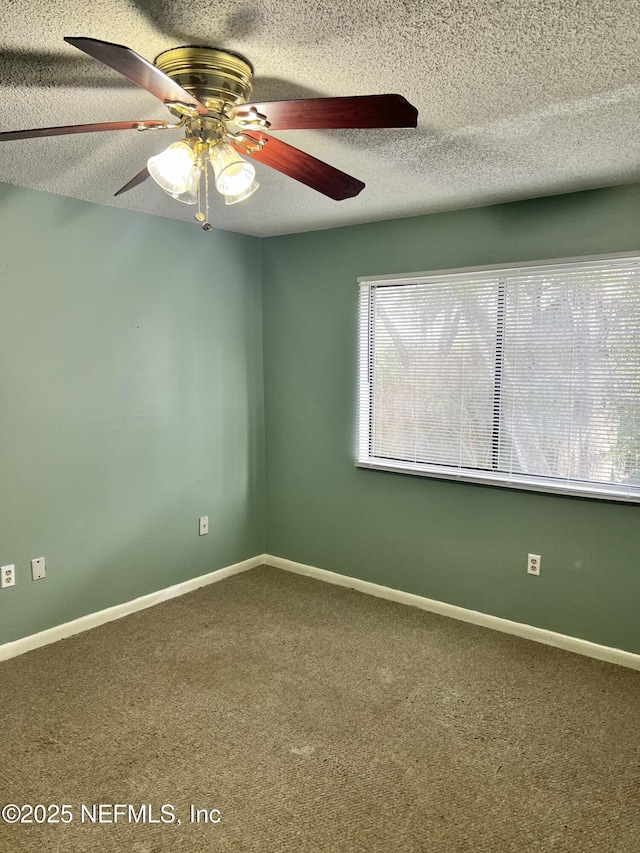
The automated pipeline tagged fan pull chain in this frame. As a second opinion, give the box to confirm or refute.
[202,157,213,231]
[195,151,205,224]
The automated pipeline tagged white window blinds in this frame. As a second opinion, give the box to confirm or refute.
[357,254,640,501]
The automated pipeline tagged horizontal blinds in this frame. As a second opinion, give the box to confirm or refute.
[358,255,640,500]
[367,278,499,469]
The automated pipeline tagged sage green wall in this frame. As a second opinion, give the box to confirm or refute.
[3,181,640,655]
[262,183,640,655]
[0,184,264,645]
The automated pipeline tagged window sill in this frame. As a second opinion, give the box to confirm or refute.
[355,459,640,504]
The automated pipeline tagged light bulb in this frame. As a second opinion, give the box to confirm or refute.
[148,141,196,195]
[209,142,256,197]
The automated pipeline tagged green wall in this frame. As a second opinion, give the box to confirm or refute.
[262,183,640,654]
[3,181,639,655]
[0,185,264,645]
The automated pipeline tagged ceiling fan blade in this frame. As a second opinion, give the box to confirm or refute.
[64,37,208,115]
[232,94,418,130]
[114,167,150,197]
[0,120,171,142]
[236,132,365,200]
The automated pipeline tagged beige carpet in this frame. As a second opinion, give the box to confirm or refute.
[0,565,638,852]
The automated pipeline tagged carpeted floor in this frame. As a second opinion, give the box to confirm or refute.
[0,564,638,852]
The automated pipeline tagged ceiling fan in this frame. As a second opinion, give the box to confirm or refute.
[0,37,418,230]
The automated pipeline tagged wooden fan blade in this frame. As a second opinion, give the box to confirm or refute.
[232,94,418,130]
[236,132,365,200]
[114,167,150,196]
[0,120,171,142]
[64,37,208,115]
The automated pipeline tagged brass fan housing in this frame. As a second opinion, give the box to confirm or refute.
[154,46,254,117]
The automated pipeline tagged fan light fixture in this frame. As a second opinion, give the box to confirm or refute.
[209,142,257,197]
[147,137,259,216]
[147,140,196,195]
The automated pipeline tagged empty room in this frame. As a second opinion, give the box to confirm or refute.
[1,2,639,851]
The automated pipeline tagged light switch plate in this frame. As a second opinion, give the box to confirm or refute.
[31,557,46,580]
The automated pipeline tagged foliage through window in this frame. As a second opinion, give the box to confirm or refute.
[357,254,640,501]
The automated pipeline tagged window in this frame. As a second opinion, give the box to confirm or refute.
[357,253,640,502]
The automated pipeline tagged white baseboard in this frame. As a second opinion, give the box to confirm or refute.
[3,552,639,672]
[0,554,267,664]
[265,554,640,671]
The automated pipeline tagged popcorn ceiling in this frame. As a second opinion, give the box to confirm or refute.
[0,0,638,236]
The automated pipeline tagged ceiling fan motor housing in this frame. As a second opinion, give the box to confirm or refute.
[154,46,254,117]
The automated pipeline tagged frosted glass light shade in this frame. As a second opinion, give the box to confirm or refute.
[147,141,196,195]
[209,142,256,196]
[223,179,259,205]
[164,163,202,205]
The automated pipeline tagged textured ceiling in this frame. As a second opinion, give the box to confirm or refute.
[0,1,639,237]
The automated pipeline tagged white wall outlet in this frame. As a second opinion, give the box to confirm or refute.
[527,553,541,576]
[31,557,46,581]
[199,516,209,536]
[1,564,16,588]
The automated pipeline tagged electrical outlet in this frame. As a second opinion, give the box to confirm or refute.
[1,564,16,588]
[31,557,46,581]
[199,516,209,536]
[527,553,541,576]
